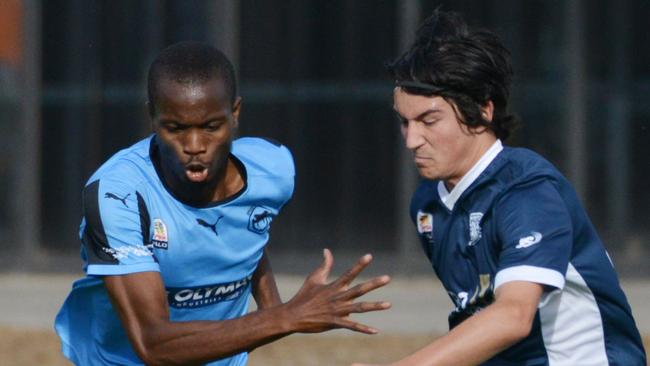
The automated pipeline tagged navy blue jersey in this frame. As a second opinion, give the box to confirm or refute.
[411,141,646,366]
[55,136,294,366]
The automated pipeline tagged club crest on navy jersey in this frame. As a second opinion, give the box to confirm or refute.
[468,212,483,246]
[247,206,273,234]
[152,218,169,249]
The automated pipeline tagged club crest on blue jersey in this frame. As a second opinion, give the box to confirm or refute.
[247,206,273,234]
[468,212,483,246]
[416,210,433,240]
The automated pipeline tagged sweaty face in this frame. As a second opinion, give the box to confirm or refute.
[151,78,240,188]
[393,88,495,187]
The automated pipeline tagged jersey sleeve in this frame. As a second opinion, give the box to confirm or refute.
[277,144,295,206]
[81,176,159,276]
[493,179,572,291]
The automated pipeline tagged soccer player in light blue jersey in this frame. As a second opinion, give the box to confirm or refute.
[353,10,645,366]
[55,42,391,366]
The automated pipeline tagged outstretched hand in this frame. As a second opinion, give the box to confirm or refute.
[284,248,391,334]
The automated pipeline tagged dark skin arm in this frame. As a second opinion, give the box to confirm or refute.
[104,249,391,366]
[251,248,282,309]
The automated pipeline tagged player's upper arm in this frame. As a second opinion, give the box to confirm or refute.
[493,280,545,338]
[252,248,282,309]
[494,179,572,291]
[103,272,170,360]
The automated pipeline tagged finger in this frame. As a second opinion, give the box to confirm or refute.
[338,275,391,301]
[336,317,379,334]
[333,253,373,287]
[310,248,334,283]
[339,300,392,315]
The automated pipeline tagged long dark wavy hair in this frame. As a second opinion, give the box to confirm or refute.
[387,9,518,140]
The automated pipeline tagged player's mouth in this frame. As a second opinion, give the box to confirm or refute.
[185,163,209,183]
[414,155,431,164]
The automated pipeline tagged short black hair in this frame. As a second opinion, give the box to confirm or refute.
[387,9,517,140]
[147,41,237,117]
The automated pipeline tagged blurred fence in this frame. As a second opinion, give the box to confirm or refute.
[1,0,649,275]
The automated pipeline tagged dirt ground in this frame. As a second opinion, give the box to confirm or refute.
[0,327,647,366]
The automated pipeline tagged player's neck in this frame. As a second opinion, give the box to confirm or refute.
[444,134,498,191]
[209,158,244,202]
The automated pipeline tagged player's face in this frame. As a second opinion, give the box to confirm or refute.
[393,88,493,187]
[151,78,240,187]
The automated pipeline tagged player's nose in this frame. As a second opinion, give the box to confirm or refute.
[402,121,423,150]
[182,130,207,155]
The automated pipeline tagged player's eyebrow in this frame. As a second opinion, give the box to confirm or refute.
[158,115,228,126]
[158,119,181,125]
[414,109,443,120]
[393,108,443,121]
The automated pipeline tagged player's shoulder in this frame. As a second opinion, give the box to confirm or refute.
[410,179,439,217]
[232,137,295,177]
[85,136,155,191]
[489,146,563,188]
[476,146,573,208]
[447,146,566,213]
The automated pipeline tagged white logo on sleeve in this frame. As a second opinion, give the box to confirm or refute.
[516,232,543,249]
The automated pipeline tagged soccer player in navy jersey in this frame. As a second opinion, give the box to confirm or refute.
[54,41,391,366]
[353,10,645,366]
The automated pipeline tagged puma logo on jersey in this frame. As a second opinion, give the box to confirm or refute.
[104,192,130,207]
[196,216,224,236]
[516,232,543,249]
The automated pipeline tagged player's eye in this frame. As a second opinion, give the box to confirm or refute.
[205,122,222,131]
[421,113,441,125]
[162,123,185,133]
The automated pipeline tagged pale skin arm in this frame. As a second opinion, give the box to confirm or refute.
[352,281,543,366]
[104,249,391,366]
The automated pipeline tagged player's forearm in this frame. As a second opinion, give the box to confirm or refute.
[394,300,533,366]
[133,304,295,366]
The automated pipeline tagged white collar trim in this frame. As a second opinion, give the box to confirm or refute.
[437,140,503,210]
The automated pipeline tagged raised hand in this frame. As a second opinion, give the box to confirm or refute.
[284,248,391,334]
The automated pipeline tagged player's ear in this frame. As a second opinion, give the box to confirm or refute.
[480,100,494,123]
[231,96,242,128]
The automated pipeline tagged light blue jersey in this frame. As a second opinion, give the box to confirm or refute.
[411,140,646,366]
[55,136,294,365]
